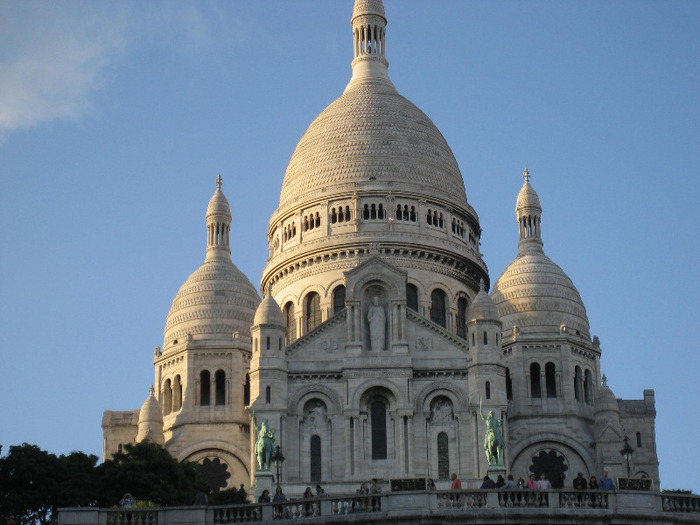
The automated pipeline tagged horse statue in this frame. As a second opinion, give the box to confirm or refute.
[480,398,505,466]
[251,410,276,471]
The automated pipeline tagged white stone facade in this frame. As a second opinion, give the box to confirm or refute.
[102,0,659,493]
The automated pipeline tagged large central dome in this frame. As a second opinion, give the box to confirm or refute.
[262,0,487,308]
[278,77,469,212]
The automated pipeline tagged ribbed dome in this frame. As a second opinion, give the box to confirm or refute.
[277,77,469,212]
[164,259,260,347]
[163,180,260,348]
[207,187,231,218]
[595,380,619,414]
[254,292,285,327]
[491,251,590,338]
[492,175,590,339]
[470,280,499,320]
[516,179,541,211]
[136,386,164,445]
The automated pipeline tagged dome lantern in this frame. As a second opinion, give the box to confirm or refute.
[516,168,543,255]
[206,174,232,261]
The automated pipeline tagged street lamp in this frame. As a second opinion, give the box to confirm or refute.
[271,446,285,487]
[620,436,634,477]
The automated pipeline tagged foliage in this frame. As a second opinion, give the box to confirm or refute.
[661,489,693,494]
[208,486,248,505]
[0,443,99,525]
[97,442,207,507]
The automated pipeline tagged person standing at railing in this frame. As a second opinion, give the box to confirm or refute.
[526,474,537,489]
[451,473,462,490]
[599,471,615,490]
[536,473,551,490]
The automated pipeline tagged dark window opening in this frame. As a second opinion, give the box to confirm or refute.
[265,386,271,404]
[333,285,346,315]
[437,432,449,479]
[371,400,387,459]
[406,284,418,311]
[305,292,321,332]
[506,368,513,400]
[200,370,211,406]
[545,362,557,398]
[430,288,447,328]
[310,436,322,482]
[530,363,541,398]
[215,370,225,405]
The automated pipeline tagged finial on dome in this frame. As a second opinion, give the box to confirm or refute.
[149,385,155,395]
[266,283,272,297]
[479,277,486,292]
[602,374,608,386]
[523,167,530,184]
[216,174,223,190]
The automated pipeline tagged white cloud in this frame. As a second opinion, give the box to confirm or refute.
[0,1,127,142]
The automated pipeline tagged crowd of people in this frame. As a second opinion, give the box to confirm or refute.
[446,470,616,491]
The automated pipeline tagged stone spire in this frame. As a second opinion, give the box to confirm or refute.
[515,167,544,255]
[205,174,232,261]
[348,0,391,88]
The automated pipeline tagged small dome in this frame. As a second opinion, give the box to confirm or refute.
[164,259,260,347]
[136,386,164,445]
[254,292,285,327]
[516,178,541,212]
[207,183,231,219]
[595,377,620,414]
[491,252,590,338]
[470,280,499,321]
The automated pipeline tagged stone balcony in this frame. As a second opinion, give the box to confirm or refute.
[58,489,700,525]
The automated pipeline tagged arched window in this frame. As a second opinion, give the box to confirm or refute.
[456,297,468,338]
[636,432,642,448]
[574,366,582,402]
[483,331,488,345]
[243,373,250,406]
[266,336,270,350]
[485,381,491,400]
[173,375,182,411]
[215,370,226,405]
[530,363,541,398]
[371,400,387,459]
[584,369,592,405]
[200,370,211,406]
[265,386,271,404]
[163,379,172,415]
[305,292,321,332]
[545,362,557,398]
[506,368,513,400]
[437,432,449,480]
[332,285,346,315]
[284,302,296,344]
[406,284,418,312]
[310,435,322,482]
[430,289,447,328]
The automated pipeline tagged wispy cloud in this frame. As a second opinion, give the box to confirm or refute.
[0,1,127,142]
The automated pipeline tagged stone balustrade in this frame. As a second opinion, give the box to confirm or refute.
[58,489,700,525]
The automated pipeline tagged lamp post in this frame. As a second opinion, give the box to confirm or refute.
[271,446,285,488]
[620,436,634,477]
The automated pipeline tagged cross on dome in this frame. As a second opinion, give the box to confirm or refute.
[523,167,530,184]
[216,174,223,190]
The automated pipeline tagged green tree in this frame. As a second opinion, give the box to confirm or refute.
[97,442,207,507]
[0,444,98,525]
[0,443,58,525]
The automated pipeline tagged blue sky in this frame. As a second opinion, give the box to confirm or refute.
[0,1,698,493]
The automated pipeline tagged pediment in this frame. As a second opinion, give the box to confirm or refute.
[344,255,407,301]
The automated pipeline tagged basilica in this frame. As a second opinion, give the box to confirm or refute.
[102,0,659,494]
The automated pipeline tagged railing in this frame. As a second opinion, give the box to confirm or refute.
[663,493,700,513]
[59,489,700,525]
